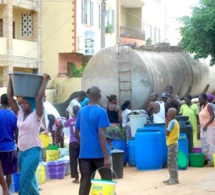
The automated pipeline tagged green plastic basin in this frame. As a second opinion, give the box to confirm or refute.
[189,153,204,167]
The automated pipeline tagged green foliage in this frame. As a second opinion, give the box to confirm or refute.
[68,62,87,78]
[105,24,113,33]
[179,0,215,65]
[146,38,152,45]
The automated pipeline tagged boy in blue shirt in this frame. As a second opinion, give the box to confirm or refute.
[164,108,180,185]
[75,86,111,195]
[0,94,18,190]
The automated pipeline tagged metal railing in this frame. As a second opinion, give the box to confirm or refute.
[120,26,145,41]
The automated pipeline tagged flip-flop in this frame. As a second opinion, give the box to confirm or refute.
[166,180,179,185]
[163,179,170,183]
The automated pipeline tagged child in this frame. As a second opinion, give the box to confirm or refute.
[64,105,80,183]
[164,108,179,185]
[55,117,66,148]
[121,100,132,139]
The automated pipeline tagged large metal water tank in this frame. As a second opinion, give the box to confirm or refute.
[82,45,215,109]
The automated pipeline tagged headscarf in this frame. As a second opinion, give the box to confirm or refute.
[207,94,214,102]
[23,97,36,111]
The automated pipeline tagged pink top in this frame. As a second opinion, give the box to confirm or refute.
[199,104,215,128]
[17,109,43,151]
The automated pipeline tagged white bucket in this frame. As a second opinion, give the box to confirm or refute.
[129,114,147,137]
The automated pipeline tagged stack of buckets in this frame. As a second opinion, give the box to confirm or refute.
[46,145,59,162]
[189,147,204,167]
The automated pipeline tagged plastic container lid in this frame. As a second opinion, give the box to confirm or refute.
[39,134,50,148]
[178,150,188,168]
[111,149,124,154]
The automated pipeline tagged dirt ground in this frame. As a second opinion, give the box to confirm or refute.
[39,166,215,195]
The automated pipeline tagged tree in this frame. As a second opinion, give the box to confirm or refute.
[179,0,215,65]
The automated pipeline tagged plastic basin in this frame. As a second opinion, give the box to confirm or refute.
[189,153,204,167]
[47,161,66,179]
[11,72,43,98]
[193,147,202,153]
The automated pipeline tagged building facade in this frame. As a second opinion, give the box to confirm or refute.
[42,0,118,102]
[119,0,145,45]
[0,0,41,87]
[142,0,165,45]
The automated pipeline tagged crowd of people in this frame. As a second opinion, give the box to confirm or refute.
[0,76,215,194]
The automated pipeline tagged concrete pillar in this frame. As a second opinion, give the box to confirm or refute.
[3,0,13,87]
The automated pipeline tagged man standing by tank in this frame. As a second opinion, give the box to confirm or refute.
[147,92,165,123]
[0,94,18,191]
[66,91,86,119]
[166,85,181,113]
[75,86,112,195]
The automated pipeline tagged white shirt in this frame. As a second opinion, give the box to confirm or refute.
[122,109,132,127]
[153,101,165,123]
[66,98,81,118]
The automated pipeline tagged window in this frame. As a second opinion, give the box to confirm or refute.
[90,1,93,26]
[158,29,161,43]
[154,27,157,44]
[105,9,115,32]
[82,0,93,26]
[21,12,33,36]
[150,26,152,39]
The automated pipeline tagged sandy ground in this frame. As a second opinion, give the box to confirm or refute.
[39,166,215,195]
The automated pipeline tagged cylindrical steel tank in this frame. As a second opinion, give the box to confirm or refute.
[82,46,215,109]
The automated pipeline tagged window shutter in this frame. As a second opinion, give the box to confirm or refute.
[85,0,88,24]
[106,10,109,26]
[112,10,115,32]
[98,4,101,28]
[90,1,93,26]
[82,0,85,23]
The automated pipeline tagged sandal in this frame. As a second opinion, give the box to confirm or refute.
[207,161,214,167]
[166,180,179,185]
[72,179,79,184]
[163,179,170,183]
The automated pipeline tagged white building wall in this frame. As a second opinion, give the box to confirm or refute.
[76,0,117,55]
[142,0,165,44]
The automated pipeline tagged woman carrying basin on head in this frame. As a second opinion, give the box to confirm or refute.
[7,73,50,195]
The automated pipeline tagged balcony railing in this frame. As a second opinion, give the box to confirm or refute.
[120,26,145,41]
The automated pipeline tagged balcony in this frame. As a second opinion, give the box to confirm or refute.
[121,0,145,8]
[120,26,145,46]
[0,38,7,55]
[120,26,145,40]
[12,0,38,11]
[13,39,38,58]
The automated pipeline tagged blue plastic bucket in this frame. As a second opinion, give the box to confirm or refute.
[13,172,20,192]
[111,140,128,166]
[143,124,167,168]
[128,138,136,166]
[135,129,163,170]
[178,133,189,170]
